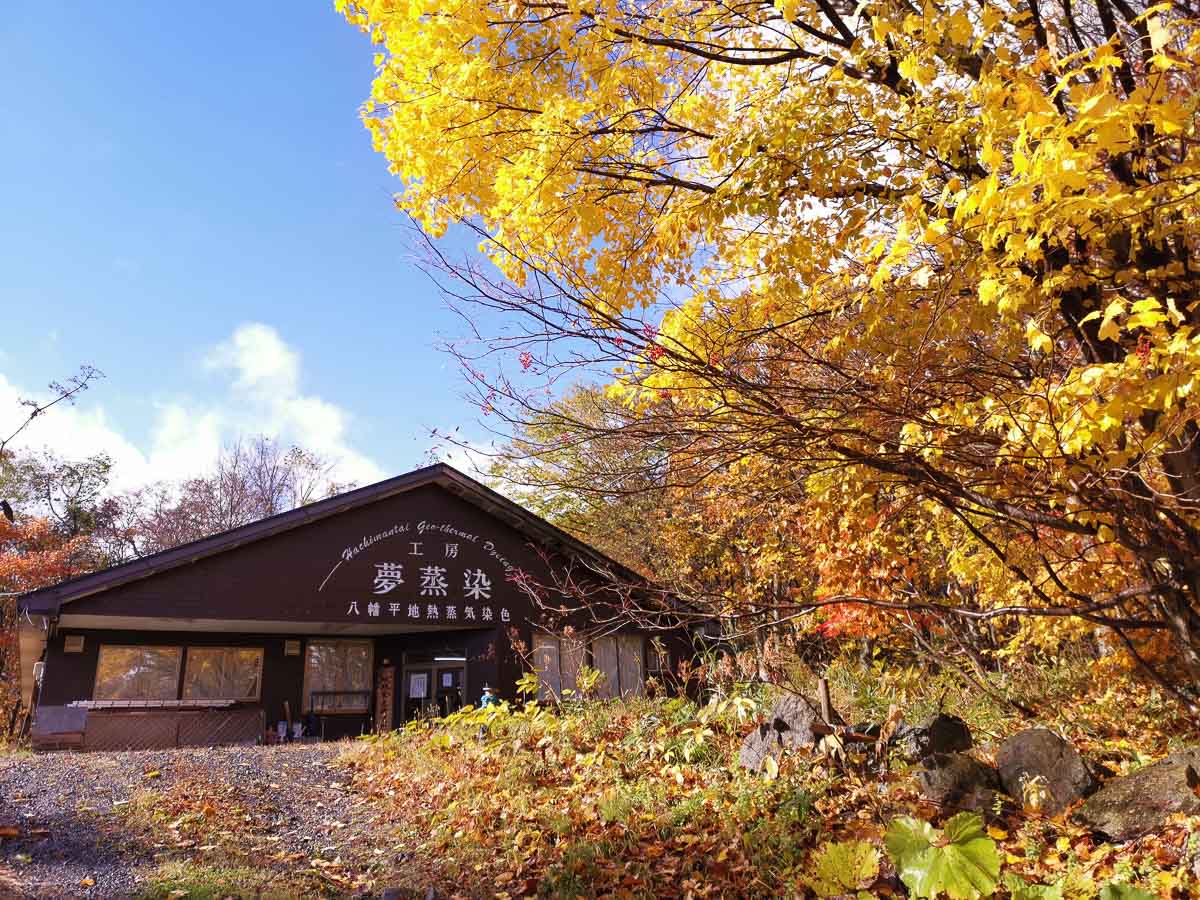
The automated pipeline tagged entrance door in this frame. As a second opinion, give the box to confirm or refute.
[402,668,433,722]
[434,666,465,717]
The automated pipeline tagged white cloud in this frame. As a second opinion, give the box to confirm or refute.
[202,323,386,486]
[204,323,300,394]
[0,373,157,490]
[0,323,386,491]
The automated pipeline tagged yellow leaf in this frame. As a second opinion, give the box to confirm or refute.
[1098,299,1125,341]
[978,279,1002,306]
[1148,14,1170,52]
[946,11,973,45]
[763,754,779,781]
[1026,320,1053,353]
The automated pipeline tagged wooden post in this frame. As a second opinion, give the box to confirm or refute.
[18,674,44,745]
[817,677,833,724]
[283,701,293,742]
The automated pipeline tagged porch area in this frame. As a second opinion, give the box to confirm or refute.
[30,624,500,752]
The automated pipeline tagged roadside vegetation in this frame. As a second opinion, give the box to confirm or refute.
[338,659,1199,899]
[327,1,1200,891]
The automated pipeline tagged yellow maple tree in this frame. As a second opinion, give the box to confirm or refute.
[341,0,1200,707]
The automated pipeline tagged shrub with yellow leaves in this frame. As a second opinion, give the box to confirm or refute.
[341,0,1200,711]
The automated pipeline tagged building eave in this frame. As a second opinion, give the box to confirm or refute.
[19,463,644,616]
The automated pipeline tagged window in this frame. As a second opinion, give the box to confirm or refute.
[94,645,182,701]
[302,640,372,713]
[182,647,264,701]
[63,635,84,653]
[647,640,671,678]
[592,635,645,699]
[532,633,587,702]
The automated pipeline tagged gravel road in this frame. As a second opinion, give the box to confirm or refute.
[0,743,408,899]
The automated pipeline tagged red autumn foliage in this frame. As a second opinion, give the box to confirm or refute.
[0,517,98,731]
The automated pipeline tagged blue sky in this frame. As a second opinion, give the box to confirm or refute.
[0,4,490,488]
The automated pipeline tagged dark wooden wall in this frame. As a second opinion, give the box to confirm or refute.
[59,484,563,627]
[42,624,517,736]
[40,629,305,716]
[37,481,677,722]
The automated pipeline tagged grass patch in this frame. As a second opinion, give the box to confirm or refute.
[136,860,308,899]
[338,695,819,896]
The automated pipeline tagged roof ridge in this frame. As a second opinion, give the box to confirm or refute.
[20,462,641,615]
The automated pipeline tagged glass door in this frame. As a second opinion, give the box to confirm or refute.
[434,666,465,717]
[402,667,433,721]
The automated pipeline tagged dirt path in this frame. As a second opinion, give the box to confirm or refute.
[0,743,419,899]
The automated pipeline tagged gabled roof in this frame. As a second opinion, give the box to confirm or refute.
[20,463,640,616]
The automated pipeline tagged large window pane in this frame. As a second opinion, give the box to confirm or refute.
[183,648,263,701]
[303,640,372,712]
[94,645,182,701]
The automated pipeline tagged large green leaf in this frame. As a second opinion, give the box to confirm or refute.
[1003,873,1065,900]
[884,813,1000,900]
[884,816,937,867]
[806,839,880,898]
[1098,883,1156,900]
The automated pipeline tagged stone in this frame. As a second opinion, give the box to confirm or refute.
[1074,747,1200,841]
[893,714,973,761]
[996,728,1098,816]
[917,752,1002,816]
[738,693,822,772]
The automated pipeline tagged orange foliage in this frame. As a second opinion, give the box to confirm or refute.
[0,516,95,593]
[0,517,97,730]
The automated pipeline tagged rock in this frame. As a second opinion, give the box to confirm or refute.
[1074,747,1200,841]
[918,752,1002,816]
[996,728,1098,816]
[738,693,822,772]
[894,714,973,761]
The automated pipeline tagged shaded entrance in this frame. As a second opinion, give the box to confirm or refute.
[400,650,467,721]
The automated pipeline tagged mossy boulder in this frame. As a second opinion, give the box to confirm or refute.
[996,728,1098,817]
[1074,747,1200,841]
[738,693,822,772]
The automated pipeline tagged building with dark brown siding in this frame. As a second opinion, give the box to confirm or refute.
[18,464,683,751]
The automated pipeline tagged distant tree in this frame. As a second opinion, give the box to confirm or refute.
[102,436,353,560]
[0,366,101,525]
[485,384,671,574]
[0,516,99,729]
[7,451,115,539]
[0,366,102,730]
